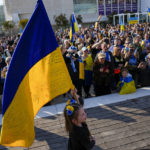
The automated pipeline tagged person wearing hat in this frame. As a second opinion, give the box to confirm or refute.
[93,53,113,96]
[81,47,93,98]
[63,46,83,97]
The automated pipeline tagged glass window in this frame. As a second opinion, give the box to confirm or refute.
[106,0,111,5]
[0,6,5,31]
[73,0,97,14]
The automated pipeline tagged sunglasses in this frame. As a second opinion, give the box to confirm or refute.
[84,50,88,52]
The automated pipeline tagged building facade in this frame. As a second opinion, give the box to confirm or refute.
[0,5,5,31]
[2,0,150,25]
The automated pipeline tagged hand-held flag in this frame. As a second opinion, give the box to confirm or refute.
[70,13,79,43]
[0,0,74,147]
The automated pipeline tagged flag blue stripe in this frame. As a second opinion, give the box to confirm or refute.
[2,0,58,115]
[70,14,76,42]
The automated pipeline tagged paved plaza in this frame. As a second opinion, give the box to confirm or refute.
[0,94,150,150]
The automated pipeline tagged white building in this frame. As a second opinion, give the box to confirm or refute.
[2,0,150,25]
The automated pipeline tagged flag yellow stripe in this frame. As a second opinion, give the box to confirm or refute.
[0,48,74,147]
[79,62,84,80]
[74,22,79,33]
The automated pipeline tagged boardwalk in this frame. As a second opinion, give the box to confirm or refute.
[0,95,150,150]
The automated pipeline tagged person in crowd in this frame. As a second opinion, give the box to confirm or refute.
[93,53,113,96]
[0,54,6,95]
[1,56,11,79]
[91,40,102,61]
[145,53,150,68]
[117,68,136,94]
[113,46,124,87]
[121,40,130,57]
[124,44,139,67]
[140,46,150,62]
[0,56,11,95]
[0,54,6,71]
[124,43,139,86]
[133,36,142,56]
[137,61,150,87]
[109,38,119,53]
[81,47,93,98]
[4,45,11,58]
[64,39,70,49]
[64,101,95,150]
[141,33,150,50]
[64,46,84,97]
[98,42,114,66]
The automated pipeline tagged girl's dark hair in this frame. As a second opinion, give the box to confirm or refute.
[64,103,81,133]
[121,67,128,73]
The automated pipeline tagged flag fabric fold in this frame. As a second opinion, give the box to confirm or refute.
[70,13,79,43]
[0,0,74,147]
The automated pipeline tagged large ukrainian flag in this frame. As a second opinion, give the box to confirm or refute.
[70,13,79,43]
[0,0,74,147]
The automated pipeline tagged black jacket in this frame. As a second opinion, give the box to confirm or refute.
[68,123,95,150]
[93,60,113,86]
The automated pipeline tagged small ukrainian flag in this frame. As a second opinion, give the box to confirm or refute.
[148,8,150,16]
[70,13,79,43]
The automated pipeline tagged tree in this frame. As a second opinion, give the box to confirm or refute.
[54,14,69,28]
[2,21,14,32]
[107,12,117,25]
[19,19,28,30]
[76,15,83,24]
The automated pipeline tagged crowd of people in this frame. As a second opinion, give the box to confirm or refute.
[61,23,150,149]
[0,35,20,94]
[55,23,150,97]
[0,23,150,98]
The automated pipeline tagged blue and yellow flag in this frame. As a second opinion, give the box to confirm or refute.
[148,8,150,16]
[78,58,85,80]
[70,13,79,43]
[95,15,101,29]
[129,17,138,24]
[118,73,136,95]
[0,0,74,147]
[120,18,124,32]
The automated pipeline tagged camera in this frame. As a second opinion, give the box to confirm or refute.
[104,38,109,44]
[67,52,79,59]
[130,49,134,53]
[71,53,79,58]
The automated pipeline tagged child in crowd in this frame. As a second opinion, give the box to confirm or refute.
[64,100,95,150]
[118,68,136,94]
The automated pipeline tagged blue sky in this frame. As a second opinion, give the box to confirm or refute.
[0,0,3,5]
